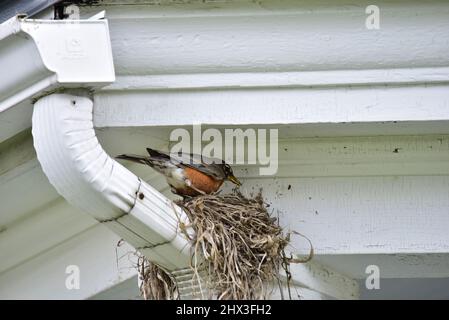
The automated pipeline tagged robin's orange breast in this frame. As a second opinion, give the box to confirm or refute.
[178,167,224,196]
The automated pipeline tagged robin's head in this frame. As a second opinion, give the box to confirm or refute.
[223,163,242,186]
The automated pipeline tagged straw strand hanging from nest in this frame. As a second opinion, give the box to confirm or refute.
[137,255,179,300]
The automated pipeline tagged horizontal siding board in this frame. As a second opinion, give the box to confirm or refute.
[240,175,449,255]
[80,1,449,75]
[93,84,449,128]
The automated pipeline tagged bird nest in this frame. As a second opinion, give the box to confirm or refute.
[138,192,309,300]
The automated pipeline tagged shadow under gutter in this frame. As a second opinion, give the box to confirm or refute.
[0,14,192,271]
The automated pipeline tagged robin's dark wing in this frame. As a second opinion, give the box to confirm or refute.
[146,148,226,179]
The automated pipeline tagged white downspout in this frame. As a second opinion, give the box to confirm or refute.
[32,92,192,271]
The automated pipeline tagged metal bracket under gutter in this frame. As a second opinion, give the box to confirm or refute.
[0,14,192,272]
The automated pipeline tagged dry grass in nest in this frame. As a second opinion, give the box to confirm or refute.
[138,191,305,300]
[137,255,178,300]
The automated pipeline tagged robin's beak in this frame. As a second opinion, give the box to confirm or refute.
[228,174,242,186]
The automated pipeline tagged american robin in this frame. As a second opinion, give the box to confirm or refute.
[116,148,241,197]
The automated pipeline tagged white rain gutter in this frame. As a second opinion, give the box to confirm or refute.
[0,14,192,272]
[0,13,114,113]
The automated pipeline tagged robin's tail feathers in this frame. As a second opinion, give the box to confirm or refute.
[116,154,149,165]
[146,148,170,160]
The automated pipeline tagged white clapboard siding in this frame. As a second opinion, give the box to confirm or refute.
[239,175,449,255]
